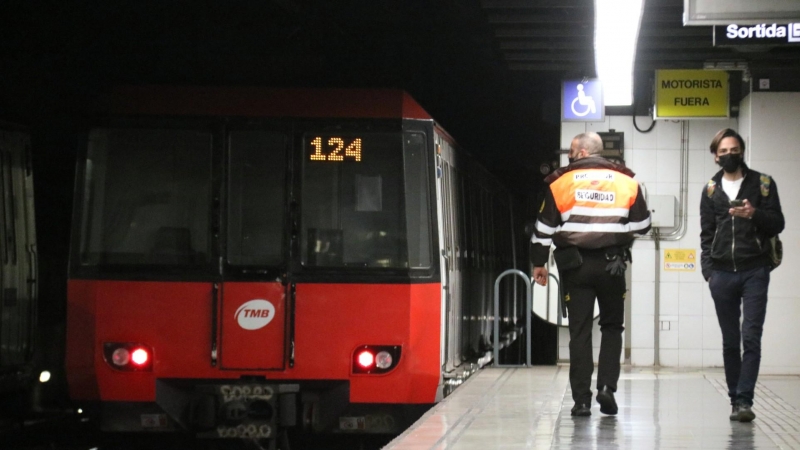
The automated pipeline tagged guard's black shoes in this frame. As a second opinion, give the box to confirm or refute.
[596,387,618,415]
[737,404,756,422]
[729,404,741,421]
[571,403,591,416]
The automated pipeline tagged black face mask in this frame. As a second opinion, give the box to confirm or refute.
[718,153,742,173]
[568,157,576,165]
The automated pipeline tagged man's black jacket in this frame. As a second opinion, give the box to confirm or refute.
[700,164,784,281]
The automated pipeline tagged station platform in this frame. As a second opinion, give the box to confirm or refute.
[384,366,800,449]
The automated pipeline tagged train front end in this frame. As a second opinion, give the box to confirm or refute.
[65,88,442,440]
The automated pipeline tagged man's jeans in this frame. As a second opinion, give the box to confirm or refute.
[709,266,770,406]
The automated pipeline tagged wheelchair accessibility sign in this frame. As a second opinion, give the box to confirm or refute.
[562,79,604,122]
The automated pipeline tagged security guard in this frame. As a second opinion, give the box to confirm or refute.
[531,132,651,417]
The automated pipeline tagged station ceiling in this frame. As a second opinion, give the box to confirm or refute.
[1,0,799,173]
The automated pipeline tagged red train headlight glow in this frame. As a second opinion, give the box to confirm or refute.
[352,345,401,375]
[131,348,149,366]
[103,342,153,372]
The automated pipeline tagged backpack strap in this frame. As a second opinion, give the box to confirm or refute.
[759,174,772,197]
[706,179,716,198]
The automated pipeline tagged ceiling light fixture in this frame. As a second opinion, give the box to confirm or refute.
[594,0,645,106]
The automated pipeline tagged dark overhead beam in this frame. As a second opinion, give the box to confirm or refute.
[638,27,711,37]
[508,62,594,71]
[500,40,590,50]
[481,0,587,8]
[637,39,712,49]
[635,51,746,62]
[504,52,593,61]
[488,14,592,24]
[496,28,591,38]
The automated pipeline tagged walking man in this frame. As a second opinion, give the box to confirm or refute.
[531,132,651,416]
[700,128,784,422]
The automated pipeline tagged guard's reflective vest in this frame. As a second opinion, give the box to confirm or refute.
[531,157,651,266]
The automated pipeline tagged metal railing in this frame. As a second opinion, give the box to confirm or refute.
[492,269,532,367]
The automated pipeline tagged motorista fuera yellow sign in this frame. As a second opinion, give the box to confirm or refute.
[655,70,729,119]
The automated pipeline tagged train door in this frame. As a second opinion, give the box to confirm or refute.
[0,125,37,375]
[434,136,461,372]
[218,130,289,370]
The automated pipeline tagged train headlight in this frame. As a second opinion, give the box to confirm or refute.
[357,350,375,369]
[103,342,153,372]
[375,351,393,369]
[111,348,131,366]
[352,345,401,375]
[131,348,149,366]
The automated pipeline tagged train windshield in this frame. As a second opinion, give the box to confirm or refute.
[76,126,431,273]
[301,131,431,269]
[78,128,213,266]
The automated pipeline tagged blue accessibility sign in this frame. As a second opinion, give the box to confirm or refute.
[562,79,605,122]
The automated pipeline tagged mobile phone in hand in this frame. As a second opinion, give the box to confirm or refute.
[730,199,744,207]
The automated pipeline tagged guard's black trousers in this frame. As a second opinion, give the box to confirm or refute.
[562,251,627,405]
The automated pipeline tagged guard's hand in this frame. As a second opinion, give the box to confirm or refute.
[729,199,755,219]
[533,267,548,286]
[605,257,627,277]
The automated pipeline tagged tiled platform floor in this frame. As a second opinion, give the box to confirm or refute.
[384,367,800,449]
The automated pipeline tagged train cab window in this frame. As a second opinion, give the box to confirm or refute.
[226,131,287,266]
[78,128,212,266]
[301,132,428,269]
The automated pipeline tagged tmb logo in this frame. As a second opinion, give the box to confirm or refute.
[235,299,276,330]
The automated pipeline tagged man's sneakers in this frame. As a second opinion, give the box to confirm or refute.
[736,403,756,422]
[596,386,618,415]
[571,403,591,416]
[730,402,756,422]
[729,404,740,421]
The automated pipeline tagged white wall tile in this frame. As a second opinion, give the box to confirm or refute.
[609,116,634,146]
[631,348,655,366]
[687,119,735,151]
[632,248,656,282]
[679,282,703,316]
[633,124,659,150]
[659,323,679,349]
[679,219,701,250]
[656,149,681,183]
[703,349,723,367]
[631,150,658,184]
[631,313,655,349]
[586,118,610,133]
[631,281,654,315]
[659,282,680,316]
[688,150,708,184]
[679,316,703,349]
[679,349,703,367]
[656,120,682,150]
[561,122,586,148]
[659,263,681,282]
[660,348,679,366]
[686,183,704,219]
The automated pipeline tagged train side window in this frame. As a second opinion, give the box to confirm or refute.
[227,131,287,266]
[402,132,431,269]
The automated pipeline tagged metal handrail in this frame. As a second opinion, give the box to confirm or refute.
[493,269,532,367]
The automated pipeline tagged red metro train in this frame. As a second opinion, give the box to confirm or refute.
[65,87,524,441]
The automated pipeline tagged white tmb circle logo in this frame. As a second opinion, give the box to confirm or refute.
[235,299,276,330]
